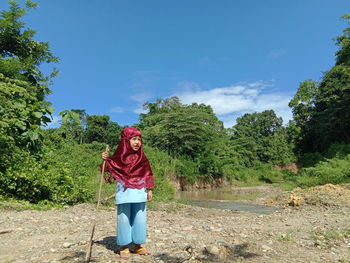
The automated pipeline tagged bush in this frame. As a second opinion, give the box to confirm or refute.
[325,143,350,159]
[144,145,176,201]
[298,152,324,167]
[297,143,350,168]
[222,162,287,185]
[174,158,200,184]
[198,154,224,178]
[0,135,107,204]
[296,155,350,187]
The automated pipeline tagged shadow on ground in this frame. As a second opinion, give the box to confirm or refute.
[153,243,260,263]
[95,235,119,253]
[223,243,260,261]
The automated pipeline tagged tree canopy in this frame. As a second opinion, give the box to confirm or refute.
[0,0,57,173]
[289,14,350,153]
[230,110,294,166]
[139,97,225,160]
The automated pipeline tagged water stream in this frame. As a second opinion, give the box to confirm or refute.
[176,186,280,214]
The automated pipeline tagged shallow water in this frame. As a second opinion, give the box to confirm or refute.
[176,187,280,214]
[188,200,278,214]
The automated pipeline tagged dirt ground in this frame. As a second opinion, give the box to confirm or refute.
[1,184,350,263]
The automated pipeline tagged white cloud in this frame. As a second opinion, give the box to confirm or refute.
[174,81,293,127]
[109,106,124,113]
[130,92,153,103]
[177,81,201,92]
[130,92,154,114]
[133,105,147,114]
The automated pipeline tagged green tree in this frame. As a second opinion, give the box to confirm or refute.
[289,14,350,153]
[71,109,88,130]
[0,1,57,172]
[105,121,123,147]
[139,97,228,179]
[58,110,84,143]
[335,14,350,66]
[314,65,350,148]
[85,115,122,147]
[311,15,350,150]
[86,115,110,144]
[288,79,319,152]
[230,110,294,165]
[0,0,58,86]
[140,97,225,160]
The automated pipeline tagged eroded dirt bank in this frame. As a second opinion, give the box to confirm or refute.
[1,184,350,263]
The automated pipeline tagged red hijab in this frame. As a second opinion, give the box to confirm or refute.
[104,127,154,189]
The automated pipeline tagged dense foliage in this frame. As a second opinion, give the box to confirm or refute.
[0,2,349,205]
[229,110,295,166]
[0,1,57,173]
[289,15,350,153]
[139,97,225,159]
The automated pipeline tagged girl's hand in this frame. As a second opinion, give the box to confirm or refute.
[147,190,153,202]
[102,151,109,160]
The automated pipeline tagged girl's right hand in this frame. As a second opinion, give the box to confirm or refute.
[102,151,109,160]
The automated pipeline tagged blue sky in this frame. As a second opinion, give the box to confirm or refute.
[7,0,350,128]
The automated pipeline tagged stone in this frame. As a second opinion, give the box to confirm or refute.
[155,242,165,247]
[133,255,144,262]
[63,242,73,248]
[205,245,220,255]
[91,250,103,257]
[233,239,241,245]
[261,245,272,252]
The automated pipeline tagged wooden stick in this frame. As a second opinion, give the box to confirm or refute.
[0,229,13,234]
[97,145,109,209]
[100,193,116,205]
[85,144,109,263]
[85,223,95,263]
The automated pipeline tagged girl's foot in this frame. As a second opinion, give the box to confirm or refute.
[133,245,150,255]
[119,247,130,258]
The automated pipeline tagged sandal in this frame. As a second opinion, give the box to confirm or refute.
[133,247,150,255]
[119,247,130,258]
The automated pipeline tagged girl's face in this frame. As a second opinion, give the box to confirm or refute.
[129,136,142,151]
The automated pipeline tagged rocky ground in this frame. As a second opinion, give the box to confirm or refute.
[1,184,350,263]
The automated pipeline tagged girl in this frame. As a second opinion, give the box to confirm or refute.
[102,127,155,258]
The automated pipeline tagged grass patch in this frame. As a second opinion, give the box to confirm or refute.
[175,197,190,205]
[147,201,184,212]
[277,233,295,242]
[0,197,63,211]
[310,228,350,249]
[273,180,298,191]
[229,179,265,188]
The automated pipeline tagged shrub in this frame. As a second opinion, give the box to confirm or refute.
[144,145,176,201]
[296,154,350,187]
[325,143,350,159]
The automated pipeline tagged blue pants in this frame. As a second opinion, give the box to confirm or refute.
[116,202,147,246]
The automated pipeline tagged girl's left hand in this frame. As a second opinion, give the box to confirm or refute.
[147,190,153,202]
